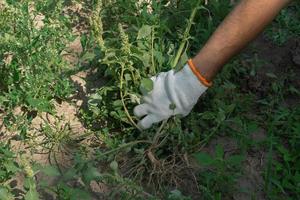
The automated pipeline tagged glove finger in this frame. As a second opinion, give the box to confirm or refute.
[138,114,162,130]
[133,104,150,118]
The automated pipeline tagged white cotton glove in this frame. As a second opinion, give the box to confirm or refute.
[133,63,208,129]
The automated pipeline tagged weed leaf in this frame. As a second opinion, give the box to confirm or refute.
[82,166,101,183]
[24,187,39,200]
[41,165,60,177]
[71,189,91,200]
[139,78,153,95]
[194,152,214,166]
[3,162,19,173]
[215,145,224,159]
[0,187,14,200]
[81,52,96,62]
[63,168,77,181]
[227,155,244,166]
[137,25,152,40]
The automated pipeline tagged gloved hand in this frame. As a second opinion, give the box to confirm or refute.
[134,60,211,129]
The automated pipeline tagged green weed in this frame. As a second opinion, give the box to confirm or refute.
[0,0,74,112]
[265,2,300,45]
[0,0,299,199]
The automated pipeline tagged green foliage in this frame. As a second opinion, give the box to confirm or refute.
[0,0,74,111]
[86,0,213,131]
[140,78,154,95]
[55,183,92,200]
[0,143,20,183]
[167,190,192,200]
[0,0,299,199]
[40,165,60,177]
[0,187,14,200]
[0,144,19,200]
[265,2,300,45]
[264,107,300,199]
[194,145,244,199]
[24,187,39,200]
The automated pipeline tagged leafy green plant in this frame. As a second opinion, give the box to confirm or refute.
[84,1,223,195]
[1,0,299,199]
[0,0,74,112]
[81,0,248,198]
[265,2,300,45]
[0,143,20,183]
[194,145,244,199]
[0,143,20,199]
[167,189,192,200]
[0,144,39,200]
[264,107,300,200]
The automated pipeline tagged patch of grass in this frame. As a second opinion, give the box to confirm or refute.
[264,106,300,200]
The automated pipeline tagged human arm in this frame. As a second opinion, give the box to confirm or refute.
[193,0,292,81]
[134,0,292,129]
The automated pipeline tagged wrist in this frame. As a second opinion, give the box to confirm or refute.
[187,59,212,87]
[191,53,218,82]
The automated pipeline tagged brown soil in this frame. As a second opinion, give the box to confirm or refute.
[241,35,300,104]
[201,35,300,200]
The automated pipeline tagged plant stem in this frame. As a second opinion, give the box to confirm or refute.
[101,140,152,156]
[120,64,142,131]
[151,26,156,74]
[171,0,203,68]
[265,130,274,195]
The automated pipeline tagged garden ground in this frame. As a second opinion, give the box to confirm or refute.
[0,1,299,200]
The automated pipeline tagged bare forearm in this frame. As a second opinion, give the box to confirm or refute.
[192,0,292,81]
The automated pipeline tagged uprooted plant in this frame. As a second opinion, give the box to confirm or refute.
[84,0,231,194]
